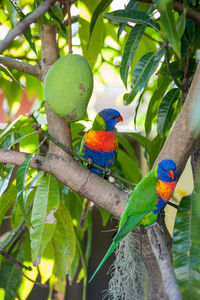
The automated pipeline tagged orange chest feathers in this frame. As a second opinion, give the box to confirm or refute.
[84,130,118,152]
[156,180,177,202]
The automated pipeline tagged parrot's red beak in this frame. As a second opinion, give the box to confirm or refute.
[168,170,174,180]
[118,115,123,122]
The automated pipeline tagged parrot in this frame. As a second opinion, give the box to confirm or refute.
[79,108,123,227]
[89,158,177,283]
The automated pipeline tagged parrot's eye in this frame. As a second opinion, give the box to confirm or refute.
[161,166,166,171]
[111,116,116,119]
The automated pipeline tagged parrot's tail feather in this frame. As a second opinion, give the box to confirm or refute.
[88,240,119,283]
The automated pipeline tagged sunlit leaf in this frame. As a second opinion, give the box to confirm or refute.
[16,154,34,226]
[53,202,76,279]
[155,0,180,55]
[157,88,180,136]
[120,24,146,88]
[0,249,23,300]
[0,184,16,227]
[30,174,60,266]
[104,10,160,32]
[173,194,200,298]
[145,75,172,136]
[89,0,113,41]
[117,0,139,39]
[124,47,165,104]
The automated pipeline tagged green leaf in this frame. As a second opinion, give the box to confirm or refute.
[117,149,141,184]
[89,0,113,40]
[48,6,67,39]
[0,164,15,197]
[87,14,104,68]
[98,207,110,227]
[104,10,160,32]
[120,24,146,88]
[0,115,24,141]
[117,1,139,39]
[53,202,76,279]
[157,88,180,136]
[0,64,24,88]
[30,174,60,266]
[38,243,55,284]
[0,184,16,227]
[68,245,79,281]
[124,47,165,104]
[176,10,186,40]
[16,154,34,227]
[173,194,200,298]
[10,0,37,55]
[0,249,23,300]
[145,75,172,136]
[128,132,149,151]
[155,0,180,56]
[0,133,24,149]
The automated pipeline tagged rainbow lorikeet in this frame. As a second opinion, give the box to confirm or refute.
[79,108,123,227]
[89,159,177,282]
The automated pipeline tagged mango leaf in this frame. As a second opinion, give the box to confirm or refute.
[0,164,15,197]
[120,24,146,88]
[145,75,172,136]
[68,245,79,282]
[117,0,139,39]
[157,88,180,136]
[0,115,23,141]
[128,132,149,151]
[10,0,37,55]
[0,184,16,227]
[87,14,104,68]
[38,243,55,284]
[0,132,24,149]
[104,10,160,32]
[89,0,113,41]
[0,249,23,300]
[30,174,60,266]
[17,232,38,300]
[98,207,110,227]
[148,135,165,168]
[124,47,165,105]
[117,149,141,184]
[16,154,34,227]
[173,194,200,298]
[155,0,180,56]
[53,202,76,280]
[0,64,24,87]
[48,6,67,39]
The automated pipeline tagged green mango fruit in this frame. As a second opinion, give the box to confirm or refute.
[44,54,93,121]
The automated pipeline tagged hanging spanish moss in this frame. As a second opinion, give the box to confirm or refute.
[104,232,149,300]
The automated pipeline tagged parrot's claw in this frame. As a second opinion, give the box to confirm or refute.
[85,158,93,168]
[103,167,111,179]
[123,187,132,197]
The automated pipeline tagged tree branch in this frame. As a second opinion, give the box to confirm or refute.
[0,0,57,54]
[0,149,127,217]
[0,55,42,80]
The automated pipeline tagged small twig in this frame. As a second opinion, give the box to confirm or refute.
[0,247,47,287]
[0,0,57,54]
[165,46,183,90]
[66,0,73,54]
[32,124,136,188]
[184,46,191,80]
[0,248,31,270]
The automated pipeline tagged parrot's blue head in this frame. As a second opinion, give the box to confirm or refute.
[98,108,123,131]
[156,159,177,183]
